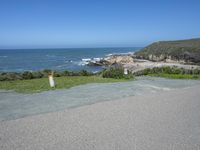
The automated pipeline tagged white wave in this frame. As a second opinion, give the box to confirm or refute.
[82,58,91,61]
[78,61,89,66]
[76,57,103,66]
[79,58,91,66]
[106,53,113,57]
[0,56,8,58]
[93,57,102,61]
[64,60,73,63]
[92,71,99,73]
[71,60,89,66]
[105,52,134,57]
[56,64,69,68]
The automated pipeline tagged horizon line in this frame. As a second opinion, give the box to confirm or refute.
[0,46,143,50]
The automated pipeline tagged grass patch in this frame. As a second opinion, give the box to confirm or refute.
[134,66,200,79]
[0,76,129,93]
[148,73,200,79]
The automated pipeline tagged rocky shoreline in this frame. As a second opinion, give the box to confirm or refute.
[87,54,135,66]
[87,38,200,72]
[86,53,200,73]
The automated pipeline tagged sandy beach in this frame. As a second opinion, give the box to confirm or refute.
[0,85,200,150]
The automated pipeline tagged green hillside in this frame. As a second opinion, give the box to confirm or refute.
[135,38,200,64]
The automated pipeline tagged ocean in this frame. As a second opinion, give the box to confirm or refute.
[0,47,140,72]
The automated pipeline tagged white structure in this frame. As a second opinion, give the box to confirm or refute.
[124,68,128,75]
[48,74,55,88]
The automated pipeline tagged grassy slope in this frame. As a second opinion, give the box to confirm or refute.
[0,76,128,93]
[0,74,199,93]
[135,38,200,62]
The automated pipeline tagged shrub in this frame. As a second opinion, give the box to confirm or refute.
[134,66,200,76]
[69,71,80,76]
[42,69,52,74]
[102,67,124,79]
[0,72,23,81]
[0,69,127,81]
[79,70,93,76]
[32,71,43,78]
[22,71,34,79]
[62,70,71,76]
[193,69,200,75]
[124,73,135,79]
[53,71,62,77]
[102,67,134,79]
[41,69,52,77]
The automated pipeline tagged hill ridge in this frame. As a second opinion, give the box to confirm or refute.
[135,38,200,64]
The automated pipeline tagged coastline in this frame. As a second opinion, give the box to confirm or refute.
[0,0,199,149]
[87,53,200,73]
[0,47,138,72]
[1,85,200,149]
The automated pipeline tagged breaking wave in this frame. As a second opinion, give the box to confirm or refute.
[106,52,134,57]
[0,56,8,58]
[78,57,103,66]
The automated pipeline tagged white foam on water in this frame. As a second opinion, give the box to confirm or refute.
[56,64,69,68]
[0,56,8,58]
[78,57,103,66]
[82,58,91,61]
[105,52,134,57]
[93,57,102,61]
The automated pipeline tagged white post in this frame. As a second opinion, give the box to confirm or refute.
[124,68,128,75]
[48,72,55,88]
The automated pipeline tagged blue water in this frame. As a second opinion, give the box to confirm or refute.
[0,47,140,72]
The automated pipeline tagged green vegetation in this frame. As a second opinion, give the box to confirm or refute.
[134,66,200,79]
[0,67,134,93]
[0,76,127,93]
[134,66,200,75]
[135,38,200,64]
[1,66,199,93]
[101,67,134,79]
[149,74,200,79]
[0,69,93,81]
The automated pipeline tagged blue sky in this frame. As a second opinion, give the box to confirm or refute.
[0,0,200,48]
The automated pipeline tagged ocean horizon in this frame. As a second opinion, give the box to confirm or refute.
[0,47,140,72]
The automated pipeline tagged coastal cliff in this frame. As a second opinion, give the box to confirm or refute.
[87,38,200,67]
[135,38,200,64]
[86,38,200,73]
